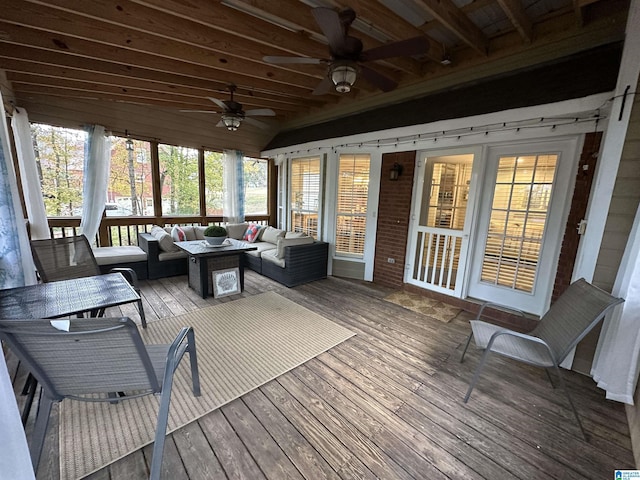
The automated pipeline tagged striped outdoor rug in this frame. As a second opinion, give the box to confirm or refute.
[58,291,355,480]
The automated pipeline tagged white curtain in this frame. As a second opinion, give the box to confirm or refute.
[11,108,50,240]
[79,125,110,244]
[591,197,640,404]
[223,149,244,223]
[0,95,37,479]
[274,153,286,166]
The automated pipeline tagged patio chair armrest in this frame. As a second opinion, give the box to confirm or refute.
[476,301,527,320]
[166,327,191,365]
[165,326,200,396]
[487,328,548,346]
[109,267,140,288]
[485,328,557,365]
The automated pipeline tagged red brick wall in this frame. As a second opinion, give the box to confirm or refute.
[373,151,416,287]
[552,132,601,300]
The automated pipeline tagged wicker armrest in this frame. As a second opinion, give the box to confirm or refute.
[138,233,160,262]
[284,240,328,268]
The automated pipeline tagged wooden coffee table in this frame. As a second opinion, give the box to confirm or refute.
[175,241,257,298]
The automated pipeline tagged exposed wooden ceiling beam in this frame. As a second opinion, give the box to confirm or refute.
[0,24,324,99]
[132,0,329,60]
[0,43,339,108]
[2,68,313,113]
[5,1,331,91]
[496,0,533,43]
[410,0,489,55]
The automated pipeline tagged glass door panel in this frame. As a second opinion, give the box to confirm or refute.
[408,152,476,295]
[480,154,557,292]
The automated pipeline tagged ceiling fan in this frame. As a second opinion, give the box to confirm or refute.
[263,7,429,95]
[180,85,275,131]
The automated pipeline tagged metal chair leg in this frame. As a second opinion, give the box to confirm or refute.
[30,394,54,472]
[553,364,588,441]
[137,299,147,329]
[150,378,175,479]
[460,332,473,362]
[545,368,556,388]
[464,347,493,403]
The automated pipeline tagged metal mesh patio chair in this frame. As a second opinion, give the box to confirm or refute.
[0,316,200,479]
[30,235,147,328]
[460,278,624,440]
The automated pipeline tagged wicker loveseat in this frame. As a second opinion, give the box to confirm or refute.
[138,223,329,287]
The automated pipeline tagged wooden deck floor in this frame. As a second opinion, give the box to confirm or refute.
[7,272,635,479]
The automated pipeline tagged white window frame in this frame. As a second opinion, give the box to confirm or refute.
[287,155,324,238]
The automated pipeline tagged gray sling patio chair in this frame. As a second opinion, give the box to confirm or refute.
[30,235,147,328]
[0,316,200,480]
[460,278,623,440]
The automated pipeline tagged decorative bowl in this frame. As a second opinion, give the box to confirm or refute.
[204,236,227,245]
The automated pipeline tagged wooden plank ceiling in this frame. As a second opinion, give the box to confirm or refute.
[0,0,629,156]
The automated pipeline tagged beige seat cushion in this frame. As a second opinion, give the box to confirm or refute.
[276,236,314,258]
[261,249,285,268]
[92,246,147,266]
[158,251,187,261]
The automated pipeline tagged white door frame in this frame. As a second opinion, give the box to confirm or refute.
[324,149,381,281]
[405,146,483,296]
[466,137,581,315]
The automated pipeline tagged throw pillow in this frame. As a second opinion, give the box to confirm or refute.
[171,225,186,242]
[285,231,305,239]
[150,226,178,252]
[261,226,285,244]
[226,222,249,240]
[181,226,197,241]
[243,223,262,243]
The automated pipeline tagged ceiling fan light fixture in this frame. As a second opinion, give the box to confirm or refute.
[330,62,358,93]
[221,113,242,131]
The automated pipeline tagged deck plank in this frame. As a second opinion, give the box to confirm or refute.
[198,409,266,479]
[221,398,305,480]
[5,272,633,480]
[243,387,341,479]
[173,421,226,479]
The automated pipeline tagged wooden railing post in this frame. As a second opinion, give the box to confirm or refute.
[98,210,110,247]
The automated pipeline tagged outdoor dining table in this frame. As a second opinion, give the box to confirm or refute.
[0,272,141,320]
[0,272,142,423]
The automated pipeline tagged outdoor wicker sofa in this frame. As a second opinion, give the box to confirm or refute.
[138,224,328,286]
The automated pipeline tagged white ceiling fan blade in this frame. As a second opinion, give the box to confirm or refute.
[245,108,276,117]
[207,97,228,109]
[180,109,220,114]
[263,56,324,64]
[244,117,269,129]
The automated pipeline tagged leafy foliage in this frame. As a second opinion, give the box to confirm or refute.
[30,123,269,219]
[204,225,227,237]
[32,124,86,216]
